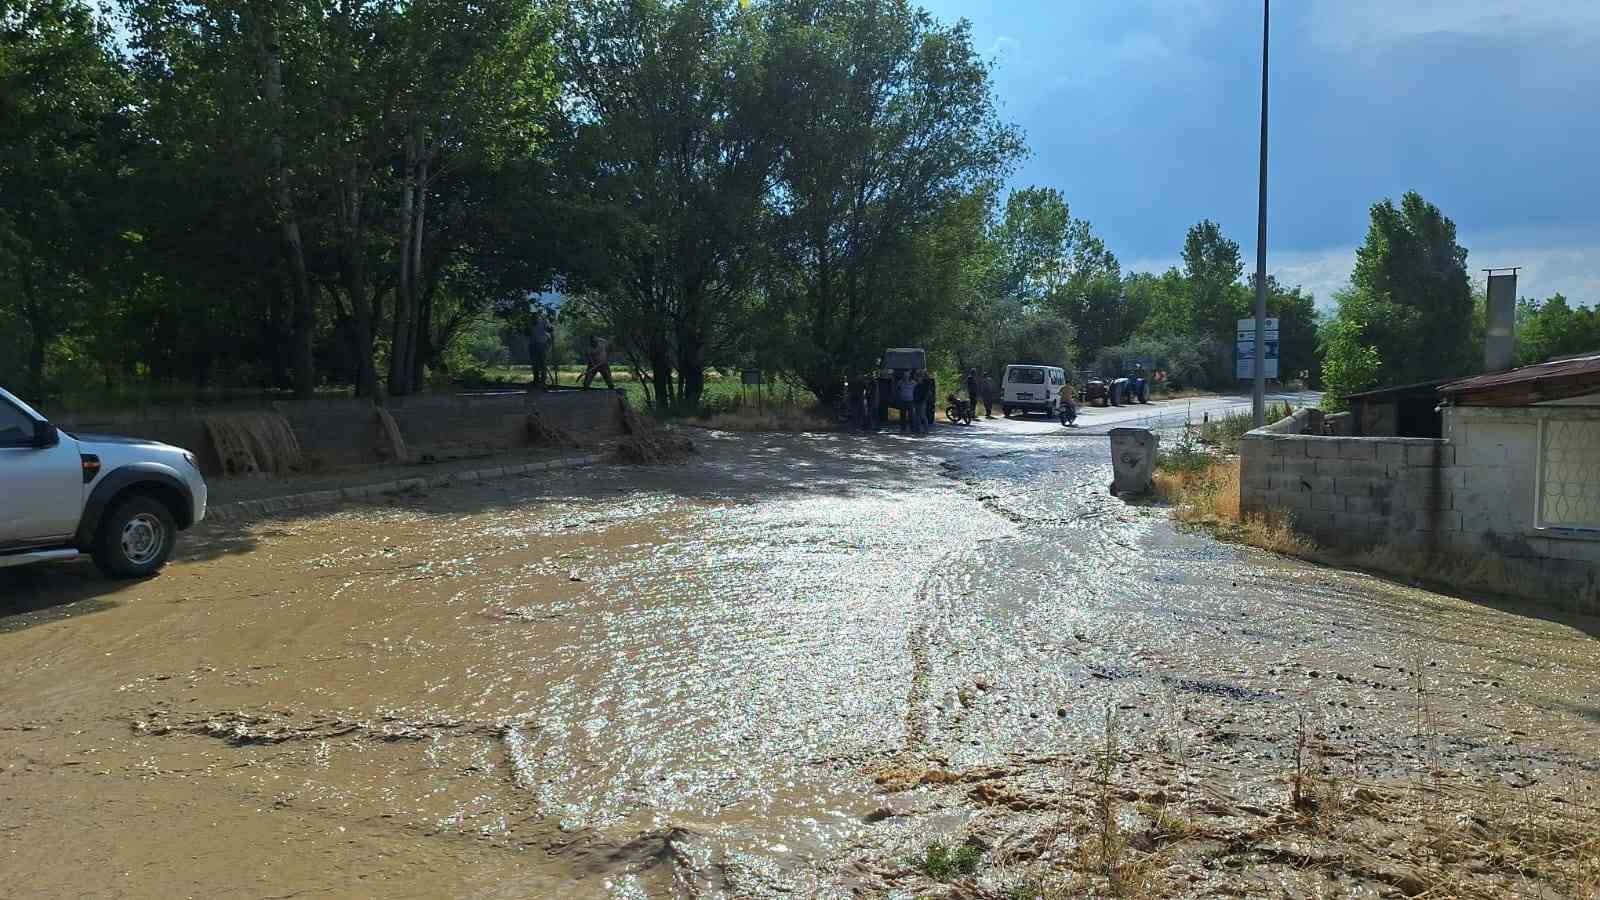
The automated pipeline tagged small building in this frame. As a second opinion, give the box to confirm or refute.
[1439,352,1600,537]
[1343,378,1452,438]
[1240,351,1600,611]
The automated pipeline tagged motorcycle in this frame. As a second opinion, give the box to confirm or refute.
[1059,395,1078,427]
[944,393,975,426]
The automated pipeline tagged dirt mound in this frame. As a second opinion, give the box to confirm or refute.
[203,412,304,477]
[610,405,695,464]
[372,407,410,462]
[527,409,580,448]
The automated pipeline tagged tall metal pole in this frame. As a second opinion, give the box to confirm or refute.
[1252,0,1269,426]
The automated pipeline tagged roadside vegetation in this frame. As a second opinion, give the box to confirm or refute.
[871,695,1600,899]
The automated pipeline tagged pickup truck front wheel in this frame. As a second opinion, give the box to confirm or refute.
[94,494,175,578]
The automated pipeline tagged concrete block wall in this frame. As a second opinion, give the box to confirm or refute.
[1240,433,1454,551]
[1240,405,1600,611]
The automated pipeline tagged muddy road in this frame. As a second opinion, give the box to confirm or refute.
[2,398,1598,898]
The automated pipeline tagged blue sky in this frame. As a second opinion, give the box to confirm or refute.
[917,0,1600,309]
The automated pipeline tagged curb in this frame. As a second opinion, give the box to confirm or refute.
[205,453,606,525]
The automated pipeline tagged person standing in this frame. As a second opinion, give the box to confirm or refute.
[529,313,554,388]
[896,372,916,434]
[912,371,930,434]
[979,373,996,418]
[964,368,979,409]
[581,335,615,389]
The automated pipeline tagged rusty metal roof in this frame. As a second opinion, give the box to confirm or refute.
[1343,377,1453,402]
[1439,351,1600,404]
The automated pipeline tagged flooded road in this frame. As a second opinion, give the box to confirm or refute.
[3,398,1597,898]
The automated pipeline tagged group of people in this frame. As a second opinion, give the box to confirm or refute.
[889,370,937,433]
[854,366,998,433]
[526,311,616,391]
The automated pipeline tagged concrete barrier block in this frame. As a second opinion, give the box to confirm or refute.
[1383,509,1420,533]
[1272,437,1307,458]
[1337,439,1378,461]
[1416,509,1464,532]
[1281,457,1320,478]
[1311,492,1345,512]
[1306,439,1341,459]
[1326,461,1389,482]
[1375,442,1407,466]
[1327,512,1377,542]
[1404,443,1446,466]
[1346,494,1392,517]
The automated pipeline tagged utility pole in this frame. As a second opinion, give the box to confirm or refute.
[1252,0,1269,426]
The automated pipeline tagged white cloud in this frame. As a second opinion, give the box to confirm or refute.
[1309,0,1600,48]
[1128,232,1600,313]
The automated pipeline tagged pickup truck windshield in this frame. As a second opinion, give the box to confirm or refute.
[1007,367,1045,384]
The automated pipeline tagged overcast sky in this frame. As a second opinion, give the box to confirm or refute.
[916,0,1600,308]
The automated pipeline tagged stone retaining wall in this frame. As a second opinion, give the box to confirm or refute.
[52,389,626,474]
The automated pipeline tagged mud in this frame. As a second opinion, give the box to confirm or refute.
[2,399,1598,898]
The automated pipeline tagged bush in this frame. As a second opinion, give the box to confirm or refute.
[915,841,982,882]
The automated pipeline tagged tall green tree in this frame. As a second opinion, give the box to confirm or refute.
[1320,191,1474,408]
[0,0,131,396]
[1052,218,1123,362]
[763,0,1023,400]
[557,0,778,409]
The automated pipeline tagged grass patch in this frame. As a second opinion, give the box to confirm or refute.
[1196,400,1293,452]
[1154,436,1314,559]
[1153,436,1240,526]
[914,840,982,881]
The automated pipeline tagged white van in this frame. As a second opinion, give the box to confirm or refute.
[1001,364,1068,417]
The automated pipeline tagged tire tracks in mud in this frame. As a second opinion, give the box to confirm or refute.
[904,546,972,755]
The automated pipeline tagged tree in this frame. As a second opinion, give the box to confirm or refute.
[764,0,1024,401]
[1320,191,1475,408]
[0,0,131,396]
[992,187,1071,304]
[1052,218,1123,362]
[1516,294,1600,366]
[1181,220,1249,383]
[555,0,779,410]
[1128,268,1191,340]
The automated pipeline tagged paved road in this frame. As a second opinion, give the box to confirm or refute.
[1,404,1596,898]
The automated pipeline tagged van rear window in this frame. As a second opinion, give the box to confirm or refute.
[1007,367,1045,384]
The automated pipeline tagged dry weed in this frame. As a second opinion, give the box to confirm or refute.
[1153,456,1240,524]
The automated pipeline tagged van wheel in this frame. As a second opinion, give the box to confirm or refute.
[94,495,176,579]
[1002,406,1011,417]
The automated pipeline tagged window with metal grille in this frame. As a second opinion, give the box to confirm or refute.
[1538,419,1600,530]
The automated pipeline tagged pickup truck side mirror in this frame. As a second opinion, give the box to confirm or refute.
[32,421,59,448]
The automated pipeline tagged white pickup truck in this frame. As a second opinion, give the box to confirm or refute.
[0,386,207,577]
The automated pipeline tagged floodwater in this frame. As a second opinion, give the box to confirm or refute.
[2,400,1597,898]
